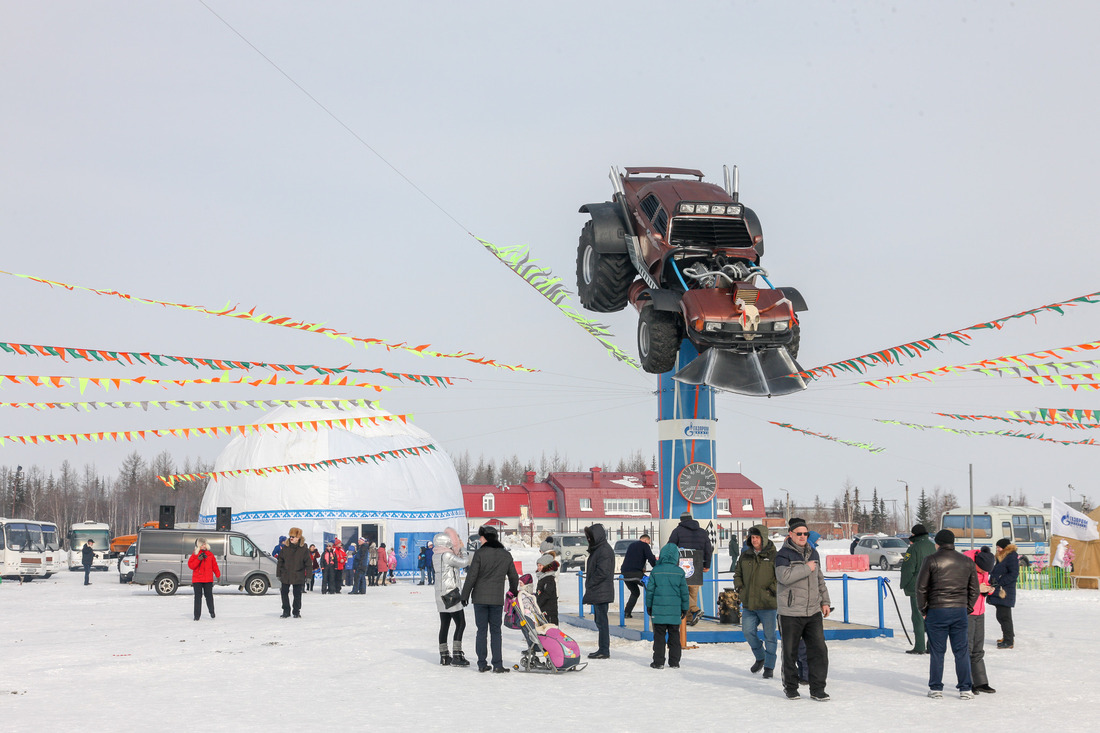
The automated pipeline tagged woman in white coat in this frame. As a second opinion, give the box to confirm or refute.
[433,527,472,666]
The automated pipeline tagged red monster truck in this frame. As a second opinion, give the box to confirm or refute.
[576,166,807,396]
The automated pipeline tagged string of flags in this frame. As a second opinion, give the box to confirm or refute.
[855,340,1100,388]
[475,238,639,368]
[0,413,411,448]
[0,373,390,394]
[0,397,379,413]
[0,341,460,386]
[876,419,1098,447]
[768,421,884,453]
[934,412,1100,430]
[0,268,534,372]
[157,443,437,488]
[800,291,1100,379]
[1006,408,1100,423]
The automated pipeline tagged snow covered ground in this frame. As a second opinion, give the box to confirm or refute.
[3,548,1098,731]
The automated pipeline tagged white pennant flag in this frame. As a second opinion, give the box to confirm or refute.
[1051,497,1099,542]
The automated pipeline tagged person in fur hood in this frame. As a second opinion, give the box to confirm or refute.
[535,553,559,625]
[988,539,1020,649]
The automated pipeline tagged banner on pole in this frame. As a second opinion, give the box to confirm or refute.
[1051,497,1099,542]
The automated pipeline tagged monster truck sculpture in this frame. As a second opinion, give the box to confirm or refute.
[576,166,807,396]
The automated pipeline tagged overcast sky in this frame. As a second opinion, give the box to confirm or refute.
[2,1,1098,515]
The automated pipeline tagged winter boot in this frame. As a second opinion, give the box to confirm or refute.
[451,641,470,667]
[439,644,451,666]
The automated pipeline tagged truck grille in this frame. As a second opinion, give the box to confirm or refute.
[669,217,753,249]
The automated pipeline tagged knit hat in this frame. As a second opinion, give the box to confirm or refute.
[537,553,555,568]
[996,538,1011,550]
[788,517,808,532]
[934,529,955,546]
[975,552,995,573]
[910,524,928,536]
[680,511,692,521]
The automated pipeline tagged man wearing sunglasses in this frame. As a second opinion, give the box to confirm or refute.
[775,517,832,701]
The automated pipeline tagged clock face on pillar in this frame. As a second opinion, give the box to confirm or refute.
[677,462,718,504]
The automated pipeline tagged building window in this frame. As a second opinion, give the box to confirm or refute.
[579,498,592,511]
[603,498,650,514]
[717,499,730,513]
[482,494,494,512]
[547,499,555,513]
[742,498,754,511]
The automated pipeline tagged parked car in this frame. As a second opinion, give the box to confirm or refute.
[131,528,277,596]
[550,533,589,571]
[854,536,909,571]
[117,543,137,583]
[613,539,633,556]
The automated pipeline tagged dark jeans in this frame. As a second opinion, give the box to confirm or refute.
[909,595,926,652]
[321,567,337,593]
[994,604,1014,644]
[968,613,988,686]
[925,607,972,691]
[779,613,829,696]
[83,563,92,584]
[622,574,643,616]
[652,623,681,666]
[473,603,504,669]
[354,571,366,593]
[281,583,304,615]
[426,563,435,584]
[592,602,610,655]
[193,582,214,619]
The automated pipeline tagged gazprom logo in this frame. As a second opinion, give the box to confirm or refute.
[684,423,711,438]
[1060,513,1089,529]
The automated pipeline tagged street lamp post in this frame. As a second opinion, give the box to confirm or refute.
[897,479,910,530]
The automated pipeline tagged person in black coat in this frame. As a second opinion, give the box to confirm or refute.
[668,512,713,624]
[620,534,657,619]
[81,540,95,585]
[535,553,559,625]
[988,539,1020,648]
[461,525,519,673]
[583,523,616,659]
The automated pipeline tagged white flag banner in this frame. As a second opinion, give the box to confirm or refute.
[1051,497,1099,542]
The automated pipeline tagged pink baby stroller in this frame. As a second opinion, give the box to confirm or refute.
[504,576,586,673]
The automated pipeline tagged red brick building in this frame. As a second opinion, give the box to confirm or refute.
[463,467,766,545]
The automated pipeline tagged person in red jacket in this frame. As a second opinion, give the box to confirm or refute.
[188,538,221,621]
[333,539,348,594]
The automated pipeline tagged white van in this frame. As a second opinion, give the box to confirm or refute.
[132,528,277,595]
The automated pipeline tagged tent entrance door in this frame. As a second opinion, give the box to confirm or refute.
[360,523,381,547]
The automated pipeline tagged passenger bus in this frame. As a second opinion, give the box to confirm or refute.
[67,521,112,571]
[939,506,1049,566]
[0,517,62,580]
[40,521,65,575]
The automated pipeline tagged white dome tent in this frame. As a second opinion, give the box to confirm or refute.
[197,405,466,576]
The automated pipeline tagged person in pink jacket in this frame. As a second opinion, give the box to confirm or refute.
[964,549,996,694]
[387,546,397,582]
[376,542,390,586]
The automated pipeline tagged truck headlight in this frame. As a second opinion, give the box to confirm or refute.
[679,203,695,213]
[704,321,722,332]
[774,321,788,332]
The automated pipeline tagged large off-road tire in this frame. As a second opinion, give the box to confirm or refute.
[638,307,681,374]
[576,221,632,313]
[787,323,801,360]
